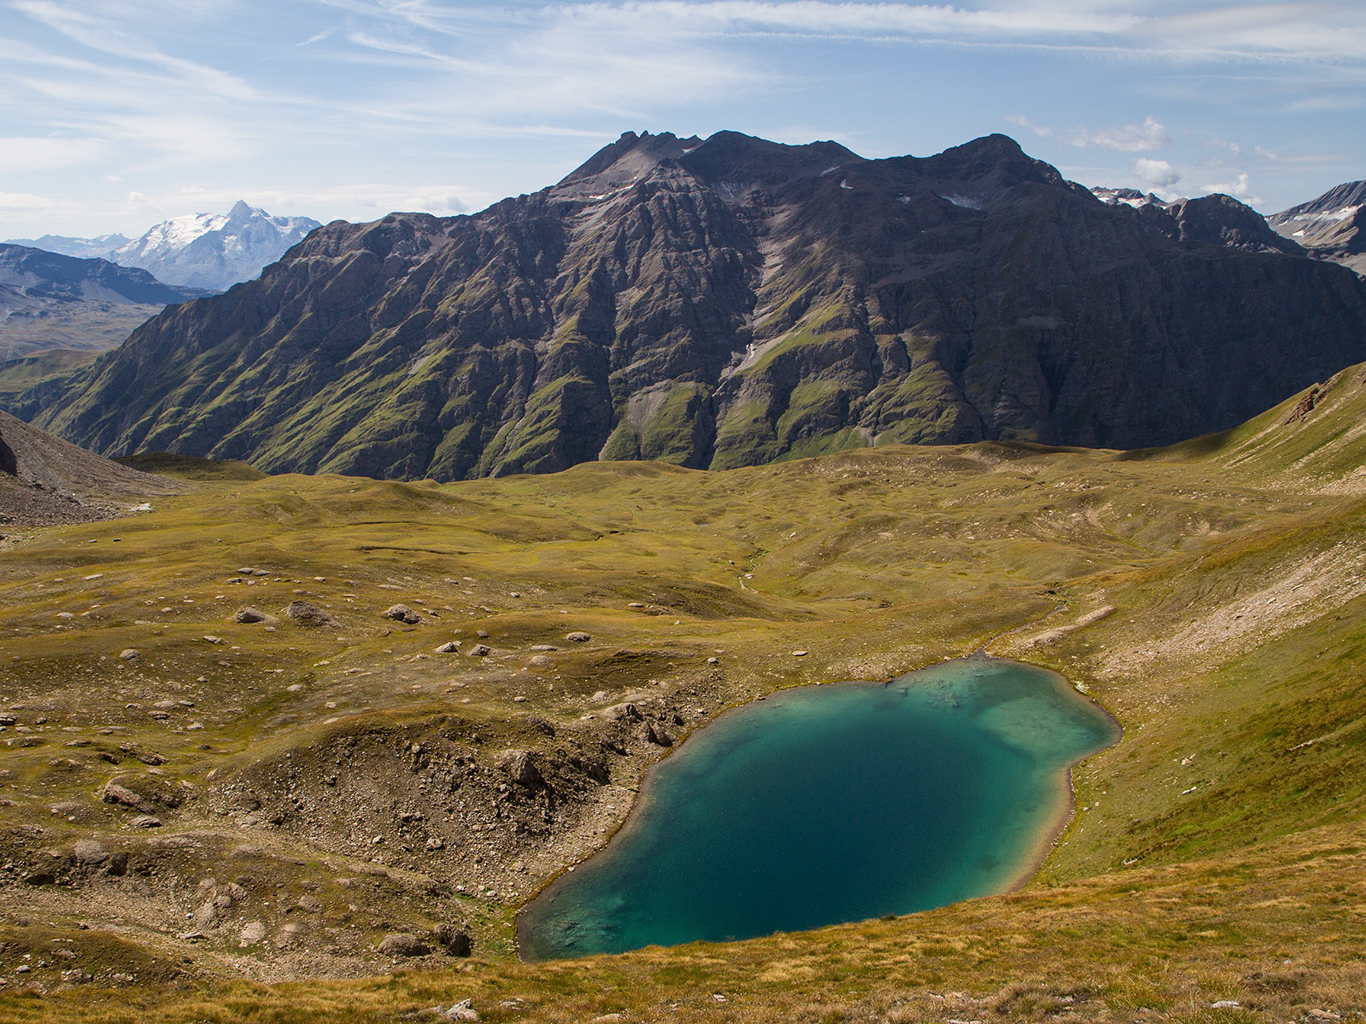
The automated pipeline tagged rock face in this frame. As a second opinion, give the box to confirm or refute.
[28,132,1366,474]
[1269,180,1366,276]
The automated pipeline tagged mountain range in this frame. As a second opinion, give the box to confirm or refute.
[0,244,204,361]
[8,201,321,293]
[14,131,1366,479]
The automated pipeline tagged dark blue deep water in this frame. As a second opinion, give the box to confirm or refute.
[518,657,1117,960]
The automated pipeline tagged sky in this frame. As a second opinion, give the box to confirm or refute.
[1,0,1364,238]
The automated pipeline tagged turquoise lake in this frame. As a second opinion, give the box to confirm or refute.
[517,657,1118,961]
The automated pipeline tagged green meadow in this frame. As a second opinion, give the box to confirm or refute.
[1,365,1364,1022]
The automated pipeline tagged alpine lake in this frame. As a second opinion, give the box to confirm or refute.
[518,656,1119,961]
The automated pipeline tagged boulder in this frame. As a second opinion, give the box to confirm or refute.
[102,782,155,814]
[284,600,334,626]
[565,631,591,643]
[234,606,268,624]
[499,749,543,789]
[433,923,473,957]
[378,932,431,957]
[640,722,674,747]
[468,643,491,657]
[72,839,110,868]
[434,641,461,654]
[384,604,421,625]
[118,648,140,661]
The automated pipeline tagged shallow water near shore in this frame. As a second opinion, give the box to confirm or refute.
[518,657,1118,961]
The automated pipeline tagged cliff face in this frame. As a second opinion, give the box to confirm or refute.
[33,131,1366,478]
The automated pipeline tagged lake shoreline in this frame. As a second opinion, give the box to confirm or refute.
[517,656,1120,961]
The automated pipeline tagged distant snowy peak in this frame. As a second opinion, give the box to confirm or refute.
[111,201,322,292]
[6,232,131,261]
[1090,186,1165,209]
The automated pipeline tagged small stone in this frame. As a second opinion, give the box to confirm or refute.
[425,837,444,850]
[202,635,223,644]
[707,656,718,664]
[434,641,461,654]
[378,932,430,957]
[1210,1002,1241,1010]
[476,629,490,639]
[791,650,808,657]
[469,644,491,657]
[384,605,421,625]
[627,602,645,609]
[565,632,591,643]
[234,606,267,624]
[239,921,266,946]
[530,644,558,651]
[130,815,162,828]
[118,648,140,661]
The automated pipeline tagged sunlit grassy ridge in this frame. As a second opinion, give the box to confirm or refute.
[1,367,1365,1021]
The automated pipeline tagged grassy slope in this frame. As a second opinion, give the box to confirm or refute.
[1,368,1366,1020]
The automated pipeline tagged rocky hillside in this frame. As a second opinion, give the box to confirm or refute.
[0,408,181,530]
[29,131,1366,479]
[1269,179,1366,275]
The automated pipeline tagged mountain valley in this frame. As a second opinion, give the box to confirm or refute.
[0,360,1364,1020]
[0,131,1365,1024]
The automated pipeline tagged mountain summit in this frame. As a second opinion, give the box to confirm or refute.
[8,203,322,293]
[26,131,1366,479]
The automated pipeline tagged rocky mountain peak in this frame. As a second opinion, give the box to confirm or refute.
[558,131,703,188]
[1167,193,1304,255]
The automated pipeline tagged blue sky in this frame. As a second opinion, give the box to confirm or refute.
[2,0,1363,237]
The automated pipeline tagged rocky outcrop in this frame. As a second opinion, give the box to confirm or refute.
[27,132,1366,474]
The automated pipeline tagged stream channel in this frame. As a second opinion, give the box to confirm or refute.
[517,656,1118,960]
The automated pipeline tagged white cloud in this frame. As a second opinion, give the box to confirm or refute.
[1200,172,1260,204]
[1134,157,1181,188]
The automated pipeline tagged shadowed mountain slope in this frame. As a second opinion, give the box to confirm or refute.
[30,131,1366,479]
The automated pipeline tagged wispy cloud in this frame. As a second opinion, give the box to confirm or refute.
[1008,115,1170,152]
[1073,115,1170,152]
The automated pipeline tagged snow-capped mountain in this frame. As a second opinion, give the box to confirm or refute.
[109,201,322,291]
[1090,186,1165,209]
[7,202,321,293]
[7,232,132,261]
